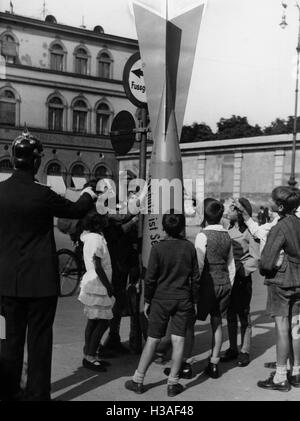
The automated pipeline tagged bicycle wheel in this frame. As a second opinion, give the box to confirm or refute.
[57,248,81,297]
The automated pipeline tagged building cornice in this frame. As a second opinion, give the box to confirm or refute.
[4,76,127,98]
[0,12,139,49]
[118,134,300,160]
[0,125,114,153]
[5,63,123,85]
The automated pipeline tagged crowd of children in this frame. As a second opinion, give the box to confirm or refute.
[77,185,300,397]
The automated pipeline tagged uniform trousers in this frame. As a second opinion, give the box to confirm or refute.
[0,296,57,401]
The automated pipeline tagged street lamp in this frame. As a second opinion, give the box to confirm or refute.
[280,1,300,186]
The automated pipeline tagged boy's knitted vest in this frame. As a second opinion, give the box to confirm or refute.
[202,230,232,286]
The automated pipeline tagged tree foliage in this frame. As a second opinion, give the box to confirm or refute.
[263,118,288,135]
[215,115,262,140]
[180,122,215,143]
[179,114,300,143]
[263,116,300,135]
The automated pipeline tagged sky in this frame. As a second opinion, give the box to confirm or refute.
[1,0,300,131]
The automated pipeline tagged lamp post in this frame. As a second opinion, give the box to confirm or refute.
[280,1,300,187]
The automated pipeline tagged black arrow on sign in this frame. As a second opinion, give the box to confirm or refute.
[132,68,144,78]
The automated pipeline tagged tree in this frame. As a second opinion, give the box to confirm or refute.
[180,122,215,143]
[215,115,263,140]
[285,116,300,134]
[263,118,287,135]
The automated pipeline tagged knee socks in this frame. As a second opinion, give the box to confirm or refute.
[273,365,287,384]
[292,365,300,376]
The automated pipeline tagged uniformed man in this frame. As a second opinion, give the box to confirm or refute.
[0,129,96,401]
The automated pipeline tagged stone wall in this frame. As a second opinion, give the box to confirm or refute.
[118,134,300,216]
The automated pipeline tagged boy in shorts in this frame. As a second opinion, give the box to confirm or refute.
[125,210,200,397]
[195,199,235,378]
[257,186,300,391]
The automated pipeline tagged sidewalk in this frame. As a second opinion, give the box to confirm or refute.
[50,273,300,401]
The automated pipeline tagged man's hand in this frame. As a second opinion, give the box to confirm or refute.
[144,302,150,319]
[194,304,198,318]
[80,187,97,201]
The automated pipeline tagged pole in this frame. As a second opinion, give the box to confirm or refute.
[138,107,147,244]
[289,3,300,187]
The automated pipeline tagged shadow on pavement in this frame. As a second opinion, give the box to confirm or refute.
[51,310,275,401]
[189,309,275,377]
[51,350,139,401]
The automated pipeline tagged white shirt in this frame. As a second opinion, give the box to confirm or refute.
[194,224,236,285]
[246,206,300,253]
[245,217,279,253]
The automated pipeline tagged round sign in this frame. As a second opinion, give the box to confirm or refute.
[123,52,147,108]
[110,111,136,156]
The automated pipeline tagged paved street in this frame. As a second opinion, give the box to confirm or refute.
[50,226,300,401]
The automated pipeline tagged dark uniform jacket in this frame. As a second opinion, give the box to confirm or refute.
[260,214,300,288]
[0,170,94,297]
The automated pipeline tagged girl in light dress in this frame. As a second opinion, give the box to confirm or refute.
[78,210,115,372]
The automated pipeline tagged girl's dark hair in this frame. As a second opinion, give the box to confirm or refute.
[272,186,300,215]
[81,209,108,233]
[229,212,247,233]
[162,209,185,238]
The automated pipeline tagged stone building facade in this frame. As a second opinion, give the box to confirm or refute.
[0,10,138,193]
[118,133,300,213]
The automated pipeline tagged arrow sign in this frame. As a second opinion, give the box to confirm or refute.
[132,68,144,78]
[123,52,147,108]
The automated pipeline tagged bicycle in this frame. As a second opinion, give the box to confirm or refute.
[57,242,84,297]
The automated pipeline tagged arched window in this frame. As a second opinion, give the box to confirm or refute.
[94,165,111,179]
[73,99,88,133]
[98,51,113,79]
[96,102,112,135]
[0,33,18,64]
[0,89,16,126]
[47,162,62,175]
[50,43,65,71]
[48,97,64,131]
[74,47,88,75]
[46,162,66,195]
[70,163,88,189]
[0,159,13,181]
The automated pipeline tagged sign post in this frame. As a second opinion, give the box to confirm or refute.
[122,52,149,341]
[123,52,148,235]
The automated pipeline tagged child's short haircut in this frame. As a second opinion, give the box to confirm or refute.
[201,198,218,228]
[82,209,108,233]
[162,209,185,238]
[204,200,224,225]
[272,186,300,215]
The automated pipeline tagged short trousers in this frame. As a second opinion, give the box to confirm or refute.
[197,283,231,321]
[266,284,300,318]
[147,298,195,339]
[228,275,252,316]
